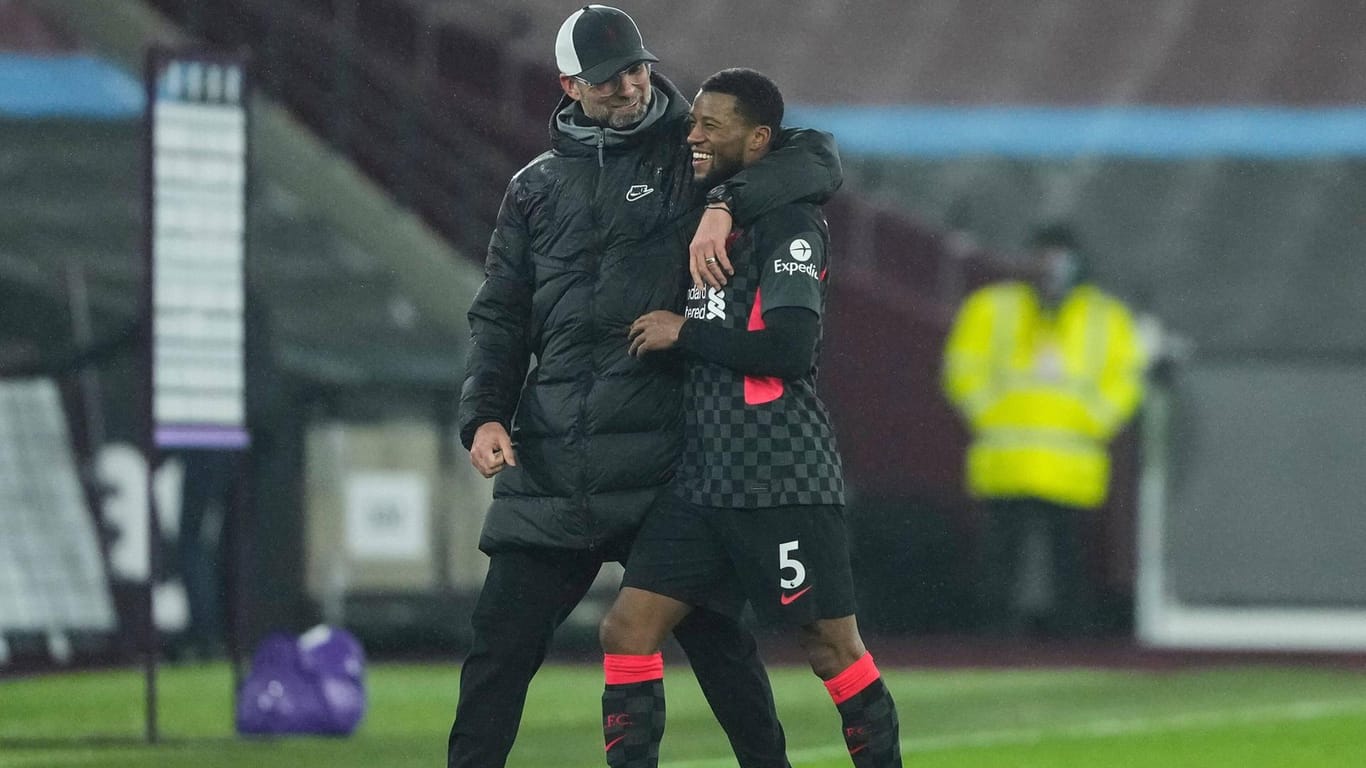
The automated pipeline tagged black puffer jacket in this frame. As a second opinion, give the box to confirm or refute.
[459,74,841,554]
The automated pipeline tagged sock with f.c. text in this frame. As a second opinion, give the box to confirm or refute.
[823,653,902,768]
[603,652,666,768]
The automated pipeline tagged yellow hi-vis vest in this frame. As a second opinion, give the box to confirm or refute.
[942,282,1145,509]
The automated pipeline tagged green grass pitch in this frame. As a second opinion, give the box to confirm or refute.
[3,661,1365,767]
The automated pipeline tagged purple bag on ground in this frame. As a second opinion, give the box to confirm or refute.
[235,625,366,736]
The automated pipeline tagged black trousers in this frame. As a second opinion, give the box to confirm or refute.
[447,547,790,768]
[978,498,1093,637]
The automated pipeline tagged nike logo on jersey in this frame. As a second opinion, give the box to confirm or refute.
[605,735,626,751]
[779,585,813,605]
[625,184,654,201]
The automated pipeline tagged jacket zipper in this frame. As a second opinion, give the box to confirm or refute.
[581,127,607,548]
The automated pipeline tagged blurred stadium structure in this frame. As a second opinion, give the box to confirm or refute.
[2,0,1366,684]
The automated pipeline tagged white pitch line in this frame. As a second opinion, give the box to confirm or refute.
[660,697,1366,768]
[0,751,113,768]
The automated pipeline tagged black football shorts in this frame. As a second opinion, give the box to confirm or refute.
[622,494,857,626]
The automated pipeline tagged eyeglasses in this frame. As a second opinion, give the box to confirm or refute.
[574,61,651,96]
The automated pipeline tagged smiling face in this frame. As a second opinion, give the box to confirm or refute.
[687,90,772,187]
[560,61,653,128]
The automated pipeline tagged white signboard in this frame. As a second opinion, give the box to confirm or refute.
[149,53,249,449]
[344,471,430,560]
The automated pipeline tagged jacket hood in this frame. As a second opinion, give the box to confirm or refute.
[550,72,689,156]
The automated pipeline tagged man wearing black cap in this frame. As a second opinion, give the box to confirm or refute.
[451,5,842,768]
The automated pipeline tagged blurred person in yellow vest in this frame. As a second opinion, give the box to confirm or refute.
[942,222,1145,637]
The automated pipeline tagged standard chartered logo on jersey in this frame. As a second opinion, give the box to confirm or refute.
[685,285,727,320]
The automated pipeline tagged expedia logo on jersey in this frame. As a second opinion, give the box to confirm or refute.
[684,285,726,320]
[774,237,819,279]
[775,261,819,279]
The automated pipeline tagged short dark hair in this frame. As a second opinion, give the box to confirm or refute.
[698,67,784,133]
[1027,221,1082,252]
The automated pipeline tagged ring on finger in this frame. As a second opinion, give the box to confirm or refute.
[705,257,718,264]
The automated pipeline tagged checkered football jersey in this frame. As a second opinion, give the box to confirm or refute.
[674,202,845,509]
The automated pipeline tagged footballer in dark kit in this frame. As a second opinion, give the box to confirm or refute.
[605,67,903,768]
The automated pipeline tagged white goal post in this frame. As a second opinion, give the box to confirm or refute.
[1135,359,1366,652]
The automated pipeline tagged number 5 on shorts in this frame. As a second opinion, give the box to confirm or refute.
[779,539,807,589]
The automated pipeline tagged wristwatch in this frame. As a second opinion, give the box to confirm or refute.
[704,184,734,210]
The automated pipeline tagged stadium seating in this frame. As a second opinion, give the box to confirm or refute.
[25,0,1361,643]
[0,1,486,662]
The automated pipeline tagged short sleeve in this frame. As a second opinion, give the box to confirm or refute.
[755,207,826,316]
